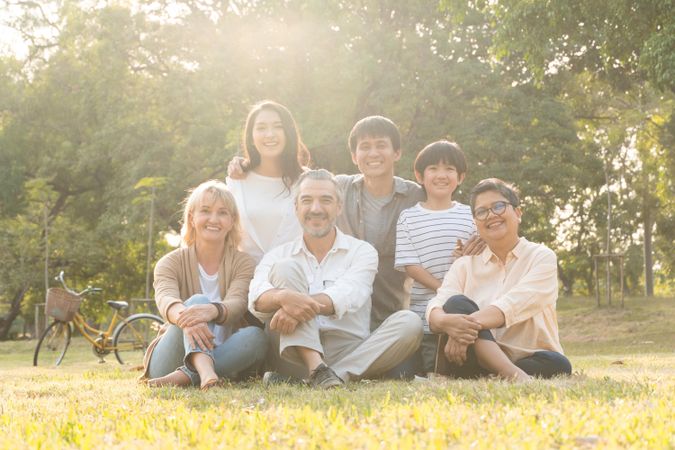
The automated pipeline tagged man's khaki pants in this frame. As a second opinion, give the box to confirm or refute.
[267,258,422,382]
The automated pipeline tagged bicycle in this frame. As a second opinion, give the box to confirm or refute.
[33,271,164,367]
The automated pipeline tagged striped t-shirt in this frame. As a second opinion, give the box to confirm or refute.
[395,202,476,332]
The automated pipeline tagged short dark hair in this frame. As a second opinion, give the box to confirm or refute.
[469,178,521,212]
[242,100,311,190]
[348,116,401,153]
[414,140,467,177]
[293,169,342,204]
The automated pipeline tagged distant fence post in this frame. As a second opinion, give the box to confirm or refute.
[592,254,625,308]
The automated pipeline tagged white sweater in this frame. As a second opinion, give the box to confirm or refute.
[226,172,302,263]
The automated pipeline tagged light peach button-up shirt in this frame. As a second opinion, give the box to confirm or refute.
[425,237,564,361]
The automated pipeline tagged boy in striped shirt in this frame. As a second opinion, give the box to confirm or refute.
[395,141,476,376]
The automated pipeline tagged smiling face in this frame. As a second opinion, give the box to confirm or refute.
[415,162,464,202]
[295,178,342,239]
[473,190,521,246]
[191,196,234,245]
[351,135,401,180]
[251,108,287,161]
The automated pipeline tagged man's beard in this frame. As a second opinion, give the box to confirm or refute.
[302,213,335,238]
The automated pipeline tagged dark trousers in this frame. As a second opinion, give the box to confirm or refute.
[436,295,572,379]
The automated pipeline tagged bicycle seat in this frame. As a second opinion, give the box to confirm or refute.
[107,300,129,310]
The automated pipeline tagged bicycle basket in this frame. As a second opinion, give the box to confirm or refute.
[45,288,82,321]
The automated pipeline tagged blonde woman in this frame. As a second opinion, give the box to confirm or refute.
[143,180,268,390]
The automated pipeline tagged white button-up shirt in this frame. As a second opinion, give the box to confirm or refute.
[249,228,378,339]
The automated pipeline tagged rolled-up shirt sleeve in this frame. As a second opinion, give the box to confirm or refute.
[322,242,378,320]
[248,248,280,320]
[491,248,558,327]
[425,259,467,324]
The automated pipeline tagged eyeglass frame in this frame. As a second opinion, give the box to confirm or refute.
[472,201,514,221]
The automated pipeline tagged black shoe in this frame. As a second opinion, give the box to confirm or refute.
[262,371,303,387]
[307,363,344,388]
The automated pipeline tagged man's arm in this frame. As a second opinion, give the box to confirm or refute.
[249,247,321,321]
[226,156,248,180]
[256,288,320,322]
[320,241,378,319]
[248,250,282,321]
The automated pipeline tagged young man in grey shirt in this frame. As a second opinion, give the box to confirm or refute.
[335,116,424,330]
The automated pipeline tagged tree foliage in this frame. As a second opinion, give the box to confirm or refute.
[0,0,671,338]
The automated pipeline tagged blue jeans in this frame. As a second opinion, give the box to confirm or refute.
[439,295,572,379]
[147,295,268,385]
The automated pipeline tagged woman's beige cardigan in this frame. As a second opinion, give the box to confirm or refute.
[141,244,256,378]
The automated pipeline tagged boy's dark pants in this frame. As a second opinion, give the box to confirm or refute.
[435,295,572,378]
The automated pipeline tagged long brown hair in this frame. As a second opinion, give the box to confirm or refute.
[242,100,310,190]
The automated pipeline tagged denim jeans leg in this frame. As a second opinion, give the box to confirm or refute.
[146,324,185,379]
[180,294,215,385]
[212,326,269,380]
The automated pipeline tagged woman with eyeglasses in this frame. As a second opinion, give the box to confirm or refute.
[426,178,571,381]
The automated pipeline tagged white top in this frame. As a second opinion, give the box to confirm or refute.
[248,228,378,339]
[197,264,232,346]
[395,202,476,332]
[226,172,302,263]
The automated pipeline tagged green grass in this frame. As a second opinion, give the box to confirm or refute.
[1,297,674,449]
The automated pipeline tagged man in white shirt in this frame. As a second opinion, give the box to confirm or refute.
[249,169,423,387]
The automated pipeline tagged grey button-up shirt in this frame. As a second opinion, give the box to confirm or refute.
[336,174,424,329]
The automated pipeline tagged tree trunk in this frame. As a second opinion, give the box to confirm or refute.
[557,263,573,296]
[0,286,29,340]
[643,194,654,297]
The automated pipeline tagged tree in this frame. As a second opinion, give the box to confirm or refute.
[441,0,675,296]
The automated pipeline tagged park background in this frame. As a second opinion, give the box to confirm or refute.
[0,1,674,448]
[0,0,673,337]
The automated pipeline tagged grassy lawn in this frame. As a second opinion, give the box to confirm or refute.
[1,296,673,449]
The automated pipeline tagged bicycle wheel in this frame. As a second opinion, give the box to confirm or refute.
[112,313,163,366]
[33,321,71,366]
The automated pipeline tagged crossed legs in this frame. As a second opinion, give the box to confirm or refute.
[438,295,571,380]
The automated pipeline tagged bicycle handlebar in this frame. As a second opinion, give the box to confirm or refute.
[54,271,102,296]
